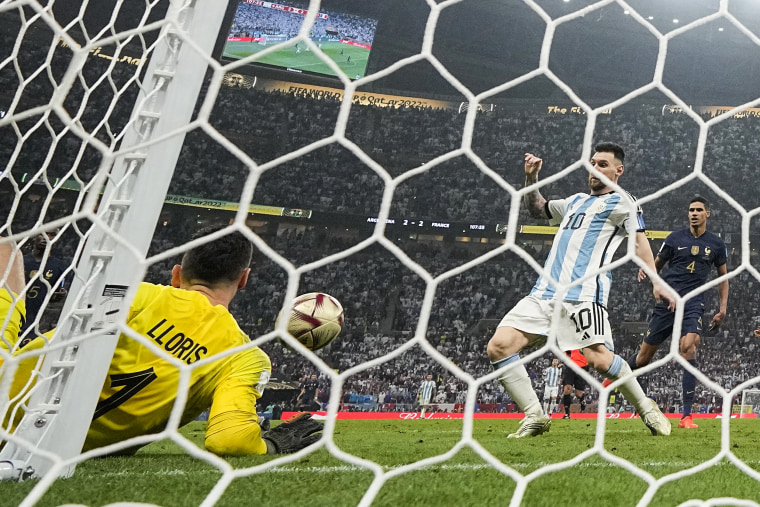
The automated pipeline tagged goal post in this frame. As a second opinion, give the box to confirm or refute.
[0,0,228,481]
[736,389,760,417]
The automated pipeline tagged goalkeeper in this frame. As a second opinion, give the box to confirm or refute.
[0,227,322,455]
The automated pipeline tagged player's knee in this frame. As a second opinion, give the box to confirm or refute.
[679,335,700,357]
[486,328,522,361]
[485,338,507,361]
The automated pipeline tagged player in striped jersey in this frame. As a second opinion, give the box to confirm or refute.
[418,374,437,418]
[542,358,561,415]
[487,143,673,438]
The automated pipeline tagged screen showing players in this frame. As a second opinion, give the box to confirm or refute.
[221,1,378,80]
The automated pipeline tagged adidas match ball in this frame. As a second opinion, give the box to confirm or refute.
[284,292,344,351]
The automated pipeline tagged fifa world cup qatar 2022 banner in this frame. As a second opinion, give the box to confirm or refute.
[222,75,456,110]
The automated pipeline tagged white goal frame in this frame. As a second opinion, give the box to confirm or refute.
[739,388,760,416]
[0,0,228,480]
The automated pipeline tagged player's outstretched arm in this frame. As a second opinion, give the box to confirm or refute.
[710,263,729,329]
[262,412,324,454]
[204,352,273,456]
[634,232,675,311]
[523,153,549,219]
[637,255,664,282]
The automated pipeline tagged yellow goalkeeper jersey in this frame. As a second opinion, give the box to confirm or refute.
[0,289,25,352]
[83,282,271,455]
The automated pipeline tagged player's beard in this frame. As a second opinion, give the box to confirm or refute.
[588,176,606,192]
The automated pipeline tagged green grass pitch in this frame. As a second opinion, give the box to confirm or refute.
[223,41,370,79]
[4,418,760,506]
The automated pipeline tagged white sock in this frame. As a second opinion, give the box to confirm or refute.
[492,354,543,417]
[601,355,651,414]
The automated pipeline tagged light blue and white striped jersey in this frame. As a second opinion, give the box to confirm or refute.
[419,380,436,402]
[543,366,561,387]
[530,191,644,305]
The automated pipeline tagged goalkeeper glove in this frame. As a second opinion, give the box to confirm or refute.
[263,412,323,454]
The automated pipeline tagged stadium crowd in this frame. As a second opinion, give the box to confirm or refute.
[3,38,760,418]
[229,1,377,43]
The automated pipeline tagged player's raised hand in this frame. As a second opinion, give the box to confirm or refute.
[524,153,543,178]
[754,329,760,338]
[637,268,648,282]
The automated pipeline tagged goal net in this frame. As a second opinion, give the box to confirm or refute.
[0,0,759,505]
[737,389,760,415]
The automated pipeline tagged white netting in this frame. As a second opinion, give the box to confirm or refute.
[1,0,760,505]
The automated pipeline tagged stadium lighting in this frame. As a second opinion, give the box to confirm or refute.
[648,15,654,20]
[673,19,679,24]
[624,10,630,14]
[719,27,724,31]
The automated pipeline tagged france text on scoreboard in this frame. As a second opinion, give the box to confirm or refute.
[243,0,329,19]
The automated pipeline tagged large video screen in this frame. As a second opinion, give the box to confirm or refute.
[221,1,378,80]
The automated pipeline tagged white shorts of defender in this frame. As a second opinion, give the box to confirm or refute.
[499,295,614,352]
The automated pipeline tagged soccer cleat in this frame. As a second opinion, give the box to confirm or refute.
[678,416,699,429]
[641,400,671,436]
[508,414,551,438]
[562,414,571,419]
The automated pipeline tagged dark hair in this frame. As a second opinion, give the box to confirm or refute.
[594,142,625,164]
[180,225,252,286]
[689,196,710,211]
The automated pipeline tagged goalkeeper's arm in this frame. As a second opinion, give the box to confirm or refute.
[204,406,267,456]
[204,351,272,455]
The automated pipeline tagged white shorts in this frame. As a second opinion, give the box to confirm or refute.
[543,386,559,399]
[420,396,432,406]
[499,295,614,352]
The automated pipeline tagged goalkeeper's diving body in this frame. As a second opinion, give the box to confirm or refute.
[0,226,322,456]
[485,144,673,438]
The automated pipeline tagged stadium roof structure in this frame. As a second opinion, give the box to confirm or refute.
[366,0,760,106]
[5,0,760,106]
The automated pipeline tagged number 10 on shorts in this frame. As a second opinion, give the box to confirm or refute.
[561,301,612,350]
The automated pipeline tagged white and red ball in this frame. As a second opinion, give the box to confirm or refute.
[284,292,344,351]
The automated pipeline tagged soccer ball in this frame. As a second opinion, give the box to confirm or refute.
[282,292,344,351]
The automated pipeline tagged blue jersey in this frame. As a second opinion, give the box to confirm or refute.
[22,254,71,331]
[656,228,727,304]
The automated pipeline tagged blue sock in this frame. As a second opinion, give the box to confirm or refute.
[606,355,624,377]
[491,353,520,370]
[682,360,698,418]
